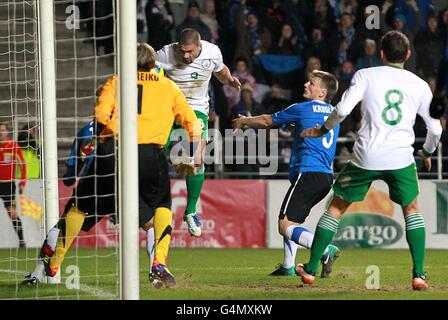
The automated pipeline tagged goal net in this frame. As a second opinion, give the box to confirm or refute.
[0,0,120,299]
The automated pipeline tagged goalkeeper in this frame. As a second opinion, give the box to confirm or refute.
[24,43,200,287]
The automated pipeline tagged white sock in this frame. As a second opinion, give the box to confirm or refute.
[46,227,60,251]
[283,237,299,269]
[285,225,314,248]
[146,228,155,272]
[285,225,331,256]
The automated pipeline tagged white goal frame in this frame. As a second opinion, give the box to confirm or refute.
[38,0,139,300]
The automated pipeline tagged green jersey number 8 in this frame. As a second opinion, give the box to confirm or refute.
[382,89,403,126]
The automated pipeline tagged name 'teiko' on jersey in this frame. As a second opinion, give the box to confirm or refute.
[271,100,340,181]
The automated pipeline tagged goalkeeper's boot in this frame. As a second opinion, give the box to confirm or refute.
[296,263,316,285]
[22,263,45,285]
[412,272,429,291]
[184,213,202,237]
[148,272,156,284]
[269,264,296,276]
[22,273,41,285]
[39,240,58,277]
[320,244,340,278]
[150,263,176,288]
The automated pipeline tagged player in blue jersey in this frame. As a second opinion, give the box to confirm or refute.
[62,120,95,187]
[233,70,341,278]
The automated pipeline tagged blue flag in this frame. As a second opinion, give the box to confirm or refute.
[256,54,303,74]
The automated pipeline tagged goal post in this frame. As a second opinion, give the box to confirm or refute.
[1,0,139,300]
[37,0,140,298]
[117,0,140,300]
[38,0,59,243]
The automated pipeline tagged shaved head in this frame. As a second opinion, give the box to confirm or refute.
[179,28,201,46]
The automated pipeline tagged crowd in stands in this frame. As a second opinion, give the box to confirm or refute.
[84,0,448,175]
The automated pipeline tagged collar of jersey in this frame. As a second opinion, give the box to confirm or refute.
[196,48,203,60]
[386,64,402,69]
[311,99,327,104]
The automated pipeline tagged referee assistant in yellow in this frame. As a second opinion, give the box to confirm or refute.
[95,43,201,287]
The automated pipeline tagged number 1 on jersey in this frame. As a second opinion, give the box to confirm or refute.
[137,84,143,115]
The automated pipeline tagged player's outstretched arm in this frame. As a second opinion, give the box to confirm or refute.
[300,125,325,138]
[94,76,116,127]
[232,114,274,131]
[214,65,241,89]
[300,107,342,138]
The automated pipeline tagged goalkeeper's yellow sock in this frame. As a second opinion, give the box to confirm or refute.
[49,206,86,273]
[153,207,172,266]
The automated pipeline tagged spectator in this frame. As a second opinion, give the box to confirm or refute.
[176,1,212,42]
[415,14,445,78]
[282,0,308,43]
[339,0,358,16]
[0,122,27,248]
[293,56,322,100]
[381,0,421,73]
[145,0,174,51]
[234,0,272,74]
[351,4,382,61]
[231,83,260,118]
[223,57,257,109]
[200,0,220,44]
[335,60,355,103]
[306,0,337,35]
[336,13,357,66]
[270,23,302,56]
[215,0,238,65]
[440,8,448,33]
[263,0,286,42]
[304,56,322,79]
[356,39,383,70]
[302,26,333,71]
[334,60,359,170]
[209,76,231,133]
[17,124,40,179]
[259,83,289,114]
[354,4,381,44]
[230,82,262,176]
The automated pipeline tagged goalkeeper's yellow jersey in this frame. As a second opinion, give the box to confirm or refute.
[95,70,200,146]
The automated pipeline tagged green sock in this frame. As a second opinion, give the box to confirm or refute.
[405,213,426,275]
[307,212,340,273]
[185,165,204,215]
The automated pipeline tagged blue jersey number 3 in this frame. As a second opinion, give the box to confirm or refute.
[322,116,335,149]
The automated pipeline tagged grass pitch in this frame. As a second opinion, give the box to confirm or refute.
[0,248,447,300]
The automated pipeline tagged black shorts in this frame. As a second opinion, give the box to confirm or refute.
[137,144,171,228]
[65,138,117,231]
[279,172,333,224]
[0,182,15,208]
[65,141,171,231]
